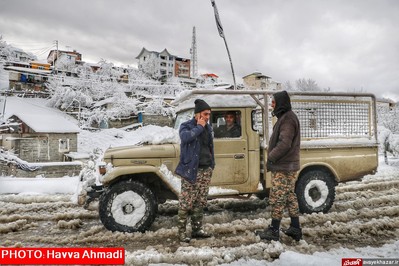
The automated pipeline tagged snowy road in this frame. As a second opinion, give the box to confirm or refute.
[1,163,399,265]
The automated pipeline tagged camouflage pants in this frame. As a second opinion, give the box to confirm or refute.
[269,171,300,219]
[179,167,213,211]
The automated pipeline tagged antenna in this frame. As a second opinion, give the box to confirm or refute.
[190,26,198,78]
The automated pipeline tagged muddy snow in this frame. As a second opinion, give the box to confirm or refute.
[1,158,398,265]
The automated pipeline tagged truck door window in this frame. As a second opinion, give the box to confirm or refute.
[251,109,264,134]
[212,111,241,138]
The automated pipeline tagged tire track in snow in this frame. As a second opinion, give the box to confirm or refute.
[336,179,399,193]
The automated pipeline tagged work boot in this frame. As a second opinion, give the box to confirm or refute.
[256,226,280,241]
[177,209,191,243]
[191,207,212,238]
[283,226,302,241]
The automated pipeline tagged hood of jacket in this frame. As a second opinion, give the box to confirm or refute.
[272,90,292,118]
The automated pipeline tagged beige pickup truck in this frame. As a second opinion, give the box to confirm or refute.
[93,90,378,233]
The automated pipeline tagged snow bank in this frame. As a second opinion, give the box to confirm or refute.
[0,176,79,195]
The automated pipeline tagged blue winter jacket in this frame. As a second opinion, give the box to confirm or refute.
[175,118,215,184]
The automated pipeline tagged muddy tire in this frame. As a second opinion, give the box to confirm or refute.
[295,170,336,214]
[99,180,157,233]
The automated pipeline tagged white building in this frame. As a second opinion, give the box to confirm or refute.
[136,47,190,80]
[242,72,281,91]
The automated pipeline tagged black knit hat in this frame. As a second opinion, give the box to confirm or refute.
[194,99,211,113]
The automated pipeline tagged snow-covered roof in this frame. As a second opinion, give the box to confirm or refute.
[201,73,219,78]
[3,97,80,133]
[135,47,176,59]
[4,66,52,75]
[173,89,259,112]
[242,72,271,79]
[92,97,115,107]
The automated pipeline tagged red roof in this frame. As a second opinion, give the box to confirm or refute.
[202,73,219,78]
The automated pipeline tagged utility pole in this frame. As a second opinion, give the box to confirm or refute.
[190,26,198,78]
[53,40,58,73]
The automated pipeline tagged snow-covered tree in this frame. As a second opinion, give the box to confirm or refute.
[46,60,189,128]
[377,105,399,163]
[0,36,36,62]
[0,36,14,61]
[139,56,162,80]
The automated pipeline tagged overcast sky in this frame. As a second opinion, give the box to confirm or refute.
[1,0,398,101]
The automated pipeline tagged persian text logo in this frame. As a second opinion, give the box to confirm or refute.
[342,258,363,266]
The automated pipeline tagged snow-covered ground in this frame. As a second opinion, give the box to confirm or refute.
[1,127,399,265]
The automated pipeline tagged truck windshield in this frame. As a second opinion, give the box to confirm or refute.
[174,109,194,130]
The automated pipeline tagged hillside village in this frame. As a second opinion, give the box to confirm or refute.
[0,38,398,178]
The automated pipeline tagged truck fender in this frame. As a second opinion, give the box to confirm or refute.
[101,165,181,196]
[299,162,338,182]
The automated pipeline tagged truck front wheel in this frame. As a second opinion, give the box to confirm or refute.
[99,180,157,233]
[295,170,336,214]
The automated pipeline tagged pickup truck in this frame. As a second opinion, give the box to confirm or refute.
[92,90,378,233]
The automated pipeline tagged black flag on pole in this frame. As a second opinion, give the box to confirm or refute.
[211,0,224,38]
[209,0,237,89]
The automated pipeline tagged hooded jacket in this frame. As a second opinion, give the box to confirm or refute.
[175,117,215,183]
[267,91,301,172]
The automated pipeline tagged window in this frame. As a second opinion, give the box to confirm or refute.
[59,139,70,152]
[251,109,263,134]
[211,111,241,138]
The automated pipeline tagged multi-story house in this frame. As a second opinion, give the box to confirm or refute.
[242,72,281,91]
[10,48,36,62]
[136,47,191,80]
[47,49,82,66]
[199,73,219,84]
[3,61,52,94]
[47,49,82,76]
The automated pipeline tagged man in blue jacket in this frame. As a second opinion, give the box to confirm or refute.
[175,99,215,243]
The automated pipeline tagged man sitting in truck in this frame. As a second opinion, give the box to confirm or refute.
[214,111,241,138]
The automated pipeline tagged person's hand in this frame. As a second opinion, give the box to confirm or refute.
[266,159,273,172]
[198,116,206,127]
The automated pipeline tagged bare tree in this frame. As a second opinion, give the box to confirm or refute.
[283,80,293,91]
[295,78,321,92]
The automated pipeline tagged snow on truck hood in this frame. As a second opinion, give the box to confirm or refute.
[103,143,178,159]
[97,125,180,160]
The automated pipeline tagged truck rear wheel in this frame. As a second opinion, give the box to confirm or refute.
[295,170,335,214]
[99,180,157,233]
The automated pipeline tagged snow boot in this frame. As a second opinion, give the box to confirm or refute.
[283,226,302,241]
[256,226,280,241]
[177,209,191,243]
[191,207,212,238]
